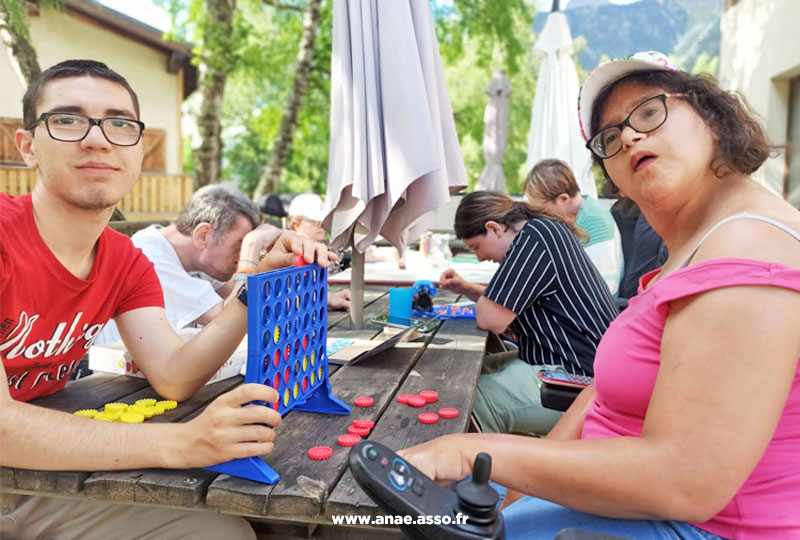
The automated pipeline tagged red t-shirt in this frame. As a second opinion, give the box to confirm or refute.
[0,193,164,401]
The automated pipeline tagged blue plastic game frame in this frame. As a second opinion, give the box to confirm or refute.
[206,262,350,483]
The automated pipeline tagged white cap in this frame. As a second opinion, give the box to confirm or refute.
[578,51,678,141]
[288,193,325,221]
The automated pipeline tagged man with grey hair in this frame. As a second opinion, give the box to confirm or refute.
[98,184,280,342]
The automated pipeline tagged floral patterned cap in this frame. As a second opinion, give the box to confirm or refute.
[578,51,678,141]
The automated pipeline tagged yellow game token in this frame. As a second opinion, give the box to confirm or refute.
[119,411,145,423]
[129,405,155,419]
[156,400,177,410]
[74,409,98,419]
[134,398,157,407]
[152,403,166,415]
[94,412,116,422]
[104,402,128,413]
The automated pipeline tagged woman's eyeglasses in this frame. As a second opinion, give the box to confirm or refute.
[587,93,685,159]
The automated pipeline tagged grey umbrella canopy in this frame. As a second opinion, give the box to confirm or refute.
[323,0,467,327]
[475,71,512,193]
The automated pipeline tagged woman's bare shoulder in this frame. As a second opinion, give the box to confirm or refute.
[692,194,800,269]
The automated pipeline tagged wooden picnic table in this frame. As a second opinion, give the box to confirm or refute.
[0,285,488,538]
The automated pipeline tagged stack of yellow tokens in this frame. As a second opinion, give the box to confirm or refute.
[74,399,177,423]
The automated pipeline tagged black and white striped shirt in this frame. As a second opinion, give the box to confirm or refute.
[483,218,618,375]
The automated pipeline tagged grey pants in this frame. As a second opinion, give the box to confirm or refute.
[0,493,255,540]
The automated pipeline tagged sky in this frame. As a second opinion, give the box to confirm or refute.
[100,0,646,31]
[98,0,172,31]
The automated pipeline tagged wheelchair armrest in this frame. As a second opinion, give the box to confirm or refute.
[540,383,582,412]
[555,528,632,540]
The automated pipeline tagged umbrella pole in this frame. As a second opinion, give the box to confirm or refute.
[350,244,365,329]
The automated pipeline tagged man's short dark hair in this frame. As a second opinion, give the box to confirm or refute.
[175,184,260,240]
[23,59,141,129]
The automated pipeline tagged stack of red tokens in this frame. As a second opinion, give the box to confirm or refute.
[406,396,427,407]
[348,425,370,437]
[419,390,438,403]
[342,418,375,443]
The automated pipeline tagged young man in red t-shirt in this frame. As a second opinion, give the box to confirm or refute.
[0,60,334,539]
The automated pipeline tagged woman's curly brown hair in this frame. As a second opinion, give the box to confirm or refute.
[590,70,773,192]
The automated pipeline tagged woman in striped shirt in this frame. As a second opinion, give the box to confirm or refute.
[439,191,617,434]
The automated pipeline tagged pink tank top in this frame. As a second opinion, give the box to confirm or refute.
[581,214,800,540]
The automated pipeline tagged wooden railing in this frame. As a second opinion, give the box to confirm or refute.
[0,166,193,220]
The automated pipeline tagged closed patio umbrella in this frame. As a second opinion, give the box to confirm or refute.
[475,71,512,194]
[525,2,596,197]
[323,0,467,327]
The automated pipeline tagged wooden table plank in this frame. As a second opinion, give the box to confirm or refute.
[70,287,389,508]
[31,373,151,413]
[0,374,152,495]
[324,318,487,518]
[81,377,245,507]
[327,286,386,329]
[205,339,433,518]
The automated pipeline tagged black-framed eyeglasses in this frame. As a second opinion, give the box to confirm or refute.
[29,112,145,147]
[586,93,685,159]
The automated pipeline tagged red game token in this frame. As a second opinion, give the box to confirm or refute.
[439,408,459,419]
[419,390,439,403]
[353,419,374,429]
[354,397,374,407]
[308,446,333,460]
[407,396,427,407]
[397,394,414,404]
[418,413,439,424]
[295,254,306,267]
[337,434,361,447]
[348,425,370,437]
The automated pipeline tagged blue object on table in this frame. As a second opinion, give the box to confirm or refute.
[412,303,477,320]
[205,263,351,485]
[388,287,414,326]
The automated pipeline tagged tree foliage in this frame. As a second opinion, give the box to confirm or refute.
[170,0,538,197]
[436,0,537,192]
[0,0,62,85]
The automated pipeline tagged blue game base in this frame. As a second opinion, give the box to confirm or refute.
[206,456,280,484]
[203,377,351,484]
[293,381,351,415]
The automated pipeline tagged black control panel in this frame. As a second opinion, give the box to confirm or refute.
[349,440,505,539]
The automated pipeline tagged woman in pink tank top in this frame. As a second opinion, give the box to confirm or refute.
[399,51,800,540]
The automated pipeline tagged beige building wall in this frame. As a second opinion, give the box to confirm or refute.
[719,0,800,195]
[0,7,183,174]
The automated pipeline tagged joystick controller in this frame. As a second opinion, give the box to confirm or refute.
[349,440,505,539]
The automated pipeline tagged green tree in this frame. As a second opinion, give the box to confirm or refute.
[252,0,322,200]
[194,0,238,189]
[218,0,331,196]
[0,0,61,86]
[435,0,536,193]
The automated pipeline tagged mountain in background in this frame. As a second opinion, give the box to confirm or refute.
[535,0,723,72]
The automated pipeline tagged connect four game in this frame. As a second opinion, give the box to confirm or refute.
[206,261,350,483]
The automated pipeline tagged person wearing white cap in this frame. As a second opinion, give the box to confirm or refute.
[287,193,351,310]
[399,51,800,539]
[287,193,327,243]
